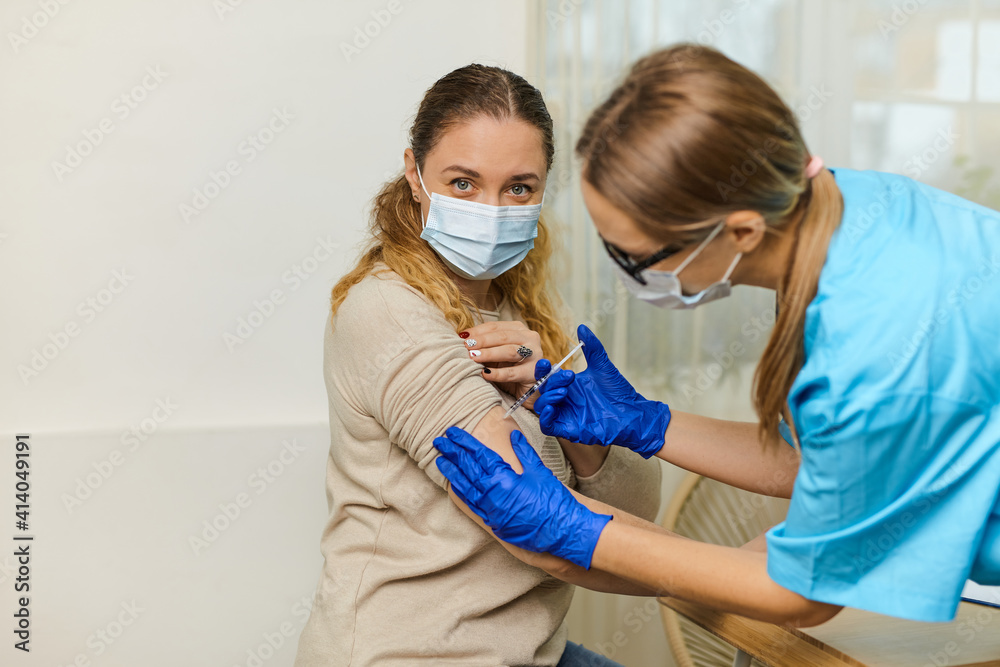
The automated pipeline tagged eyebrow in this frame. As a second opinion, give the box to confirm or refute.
[441,165,481,178]
[507,172,541,182]
[440,165,541,183]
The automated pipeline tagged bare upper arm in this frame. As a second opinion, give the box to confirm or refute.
[442,405,522,526]
[441,406,554,566]
[468,406,524,473]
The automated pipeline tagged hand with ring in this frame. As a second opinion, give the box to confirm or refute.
[460,321,544,406]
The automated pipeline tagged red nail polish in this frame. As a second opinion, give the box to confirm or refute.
[459,332,470,339]
[482,368,491,374]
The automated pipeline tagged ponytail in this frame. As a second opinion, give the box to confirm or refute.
[753,169,843,446]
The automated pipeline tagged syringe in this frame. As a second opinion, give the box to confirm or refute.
[503,340,585,419]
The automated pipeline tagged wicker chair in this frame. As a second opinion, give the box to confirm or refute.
[659,472,790,667]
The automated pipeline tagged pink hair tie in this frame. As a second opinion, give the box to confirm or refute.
[805,155,825,179]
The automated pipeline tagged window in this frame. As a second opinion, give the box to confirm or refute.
[529,0,1000,418]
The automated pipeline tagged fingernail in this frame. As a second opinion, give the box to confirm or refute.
[470,350,482,358]
[482,368,491,374]
[459,332,470,339]
[466,339,477,348]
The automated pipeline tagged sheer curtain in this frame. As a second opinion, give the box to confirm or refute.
[524,1,1000,665]
[529,0,1000,422]
[530,0,803,428]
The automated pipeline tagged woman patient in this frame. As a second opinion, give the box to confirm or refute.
[294,64,663,667]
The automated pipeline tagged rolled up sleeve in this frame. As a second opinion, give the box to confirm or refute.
[360,279,501,489]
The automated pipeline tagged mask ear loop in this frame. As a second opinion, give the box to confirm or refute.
[415,164,432,229]
[721,251,743,282]
[672,220,727,277]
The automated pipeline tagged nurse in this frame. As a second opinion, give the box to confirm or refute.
[433,44,1000,627]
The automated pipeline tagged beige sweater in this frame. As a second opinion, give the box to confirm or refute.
[294,267,662,667]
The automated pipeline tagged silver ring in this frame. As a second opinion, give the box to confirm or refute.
[516,345,533,360]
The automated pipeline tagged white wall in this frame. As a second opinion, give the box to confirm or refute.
[1,1,533,665]
[3,0,529,433]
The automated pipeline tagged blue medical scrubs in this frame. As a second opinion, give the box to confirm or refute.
[766,167,1000,622]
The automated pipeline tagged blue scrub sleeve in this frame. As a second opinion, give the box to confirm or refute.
[777,419,794,448]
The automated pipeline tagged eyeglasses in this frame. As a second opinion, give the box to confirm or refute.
[601,238,683,285]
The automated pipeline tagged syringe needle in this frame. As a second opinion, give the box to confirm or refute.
[503,340,585,419]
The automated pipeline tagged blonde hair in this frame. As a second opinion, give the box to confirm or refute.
[576,44,843,443]
[331,64,572,364]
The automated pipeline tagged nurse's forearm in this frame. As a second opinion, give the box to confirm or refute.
[570,487,674,538]
[741,530,770,553]
[478,520,654,595]
[537,489,672,596]
[657,411,798,498]
[590,520,841,627]
[532,553,661,596]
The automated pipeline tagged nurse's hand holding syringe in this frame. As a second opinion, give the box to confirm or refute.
[503,341,585,419]
[530,324,672,459]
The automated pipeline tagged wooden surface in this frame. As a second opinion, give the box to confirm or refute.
[660,598,1000,667]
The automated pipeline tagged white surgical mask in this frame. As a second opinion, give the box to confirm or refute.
[612,221,742,309]
[416,165,542,280]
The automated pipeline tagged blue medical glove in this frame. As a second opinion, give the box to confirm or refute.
[433,426,612,569]
[532,324,671,458]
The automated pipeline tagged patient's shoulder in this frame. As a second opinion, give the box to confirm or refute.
[332,265,450,344]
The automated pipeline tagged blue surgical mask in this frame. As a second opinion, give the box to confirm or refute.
[611,221,742,309]
[416,165,542,280]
